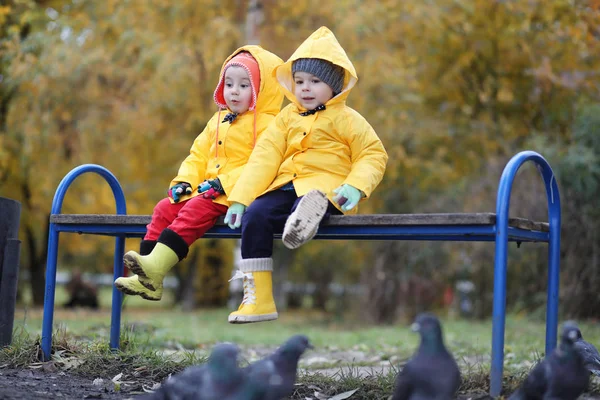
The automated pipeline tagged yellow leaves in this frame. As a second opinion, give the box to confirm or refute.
[0,6,11,26]
[0,0,597,277]
[497,88,514,103]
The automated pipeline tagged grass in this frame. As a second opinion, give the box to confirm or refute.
[5,285,600,398]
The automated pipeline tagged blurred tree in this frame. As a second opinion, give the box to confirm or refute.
[1,0,69,305]
[555,104,600,318]
[2,0,242,305]
[1,0,599,316]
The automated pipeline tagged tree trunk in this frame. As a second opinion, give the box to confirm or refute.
[22,176,49,306]
[26,219,49,306]
[244,0,263,45]
[174,247,198,311]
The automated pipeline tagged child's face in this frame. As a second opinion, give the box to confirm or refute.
[223,66,253,114]
[293,71,334,110]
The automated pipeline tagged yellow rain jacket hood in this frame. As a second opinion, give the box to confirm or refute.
[169,45,284,206]
[228,27,388,214]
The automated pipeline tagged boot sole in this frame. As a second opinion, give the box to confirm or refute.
[114,280,162,301]
[123,252,158,291]
[228,312,279,324]
[282,190,328,250]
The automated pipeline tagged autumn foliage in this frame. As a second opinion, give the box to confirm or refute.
[1,0,599,319]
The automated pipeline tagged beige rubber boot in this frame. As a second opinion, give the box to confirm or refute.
[123,243,179,291]
[114,274,163,301]
[228,258,278,324]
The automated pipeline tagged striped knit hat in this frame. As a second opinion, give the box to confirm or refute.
[292,58,345,95]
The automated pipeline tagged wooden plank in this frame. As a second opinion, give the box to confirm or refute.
[324,213,497,226]
[508,217,549,232]
[51,214,151,225]
[50,213,549,232]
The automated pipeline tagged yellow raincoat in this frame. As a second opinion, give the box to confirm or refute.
[168,45,284,206]
[227,27,388,214]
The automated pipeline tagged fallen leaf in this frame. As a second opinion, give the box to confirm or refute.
[329,389,359,400]
[61,357,84,370]
[142,383,160,393]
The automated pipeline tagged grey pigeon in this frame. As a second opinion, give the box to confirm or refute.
[238,358,278,400]
[509,321,589,400]
[143,342,245,400]
[244,334,313,400]
[392,313,461,400]
[573,327,600,376]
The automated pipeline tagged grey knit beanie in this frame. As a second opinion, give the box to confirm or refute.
[292,58,345,95]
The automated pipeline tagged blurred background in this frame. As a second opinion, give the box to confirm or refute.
[1,0,599,323]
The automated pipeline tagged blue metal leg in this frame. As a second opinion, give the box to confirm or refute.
[491,196,510,397]
[545,228,560,355]
[41,225,60,361]
[544,176,561,356]
[110,235,125,350]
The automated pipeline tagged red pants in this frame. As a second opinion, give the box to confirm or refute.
[145,196,228,246]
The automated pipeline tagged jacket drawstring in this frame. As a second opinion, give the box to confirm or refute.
[253,108,257,147]
[215,109,221,158]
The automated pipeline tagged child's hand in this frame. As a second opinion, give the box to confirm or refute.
[198,180,211,193]
[333,184,363,211]
[168,182,192,203]
[224,203,246,229]
[198,178,225,199]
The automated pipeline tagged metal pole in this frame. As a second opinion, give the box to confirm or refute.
[490,151,561,397]
[41,165,127,360]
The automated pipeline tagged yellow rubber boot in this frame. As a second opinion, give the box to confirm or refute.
[228,258,278,324]
[123,243,179,291]
[114,274,163,301]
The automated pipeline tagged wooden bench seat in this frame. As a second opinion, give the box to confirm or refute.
[49,212,549,242]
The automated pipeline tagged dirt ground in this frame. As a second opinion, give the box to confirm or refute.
[0,368,140,399]
[2,367,600,400]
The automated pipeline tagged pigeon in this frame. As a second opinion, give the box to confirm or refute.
[573,327,600,376]
[238,358,278,400]
[143,342,245,400]
[508,321,589,400]
[392,313,461,400]
[244,334,313,400]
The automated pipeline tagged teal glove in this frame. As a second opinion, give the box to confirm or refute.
[198,180,211,193]
[332,184,363,212]
[168,182,192,203]
[198,178,225,199]
[224,203,246,229]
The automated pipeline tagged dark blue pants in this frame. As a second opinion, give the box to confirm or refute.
[241,189,341,258]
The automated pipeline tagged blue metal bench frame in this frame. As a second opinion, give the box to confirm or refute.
[41,150,560,397]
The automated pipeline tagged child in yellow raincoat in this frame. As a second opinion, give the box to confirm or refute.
[225,27,388,323]
[114,46,283,301]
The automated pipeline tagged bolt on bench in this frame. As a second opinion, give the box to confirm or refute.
[41,150,560,397]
